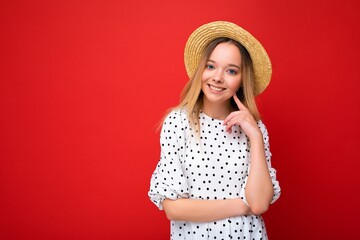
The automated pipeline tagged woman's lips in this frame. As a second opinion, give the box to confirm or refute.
[208,84,225,92]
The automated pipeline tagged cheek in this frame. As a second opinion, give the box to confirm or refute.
[201,69,213,83]
[201,70,211,82]
[228,77,242,91]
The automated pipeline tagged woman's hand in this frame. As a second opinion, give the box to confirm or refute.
[223,94,262,140]
[223,95,274,214]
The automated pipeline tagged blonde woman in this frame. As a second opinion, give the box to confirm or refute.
[149,21,280,240]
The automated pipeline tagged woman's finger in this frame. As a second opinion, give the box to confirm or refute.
[225,115,243,133]
[233,94,246,110]
[225,118,236,133]
[223,111,237,126]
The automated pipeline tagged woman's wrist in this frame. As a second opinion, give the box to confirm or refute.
[231,198,251,216]
[248,130,263,144]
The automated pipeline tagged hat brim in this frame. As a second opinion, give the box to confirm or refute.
[184,21,272,95]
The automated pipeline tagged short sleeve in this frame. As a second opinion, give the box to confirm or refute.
[239,120,281,205]
[148,109,189,210]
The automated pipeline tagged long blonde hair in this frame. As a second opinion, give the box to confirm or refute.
[164,37,260,132]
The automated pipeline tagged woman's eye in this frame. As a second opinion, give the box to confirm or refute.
[206,64,215,70]
[228,69,237,75]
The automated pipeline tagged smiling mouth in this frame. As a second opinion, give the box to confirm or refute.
[208,84,226,92]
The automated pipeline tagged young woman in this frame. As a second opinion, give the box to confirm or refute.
[148,21,281,240]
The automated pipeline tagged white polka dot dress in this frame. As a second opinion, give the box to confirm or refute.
[149,108,280,240]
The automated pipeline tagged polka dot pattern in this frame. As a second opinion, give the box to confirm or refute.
[149,108,280,240]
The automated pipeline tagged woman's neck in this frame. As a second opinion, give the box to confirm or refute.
[202,99,231,120]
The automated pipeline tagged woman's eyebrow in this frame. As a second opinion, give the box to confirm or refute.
[228,64,240,69]
[208,59,240,69]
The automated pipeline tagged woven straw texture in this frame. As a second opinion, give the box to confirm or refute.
[184,21,272,95]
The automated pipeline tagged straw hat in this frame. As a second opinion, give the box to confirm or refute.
[184,21,272,95]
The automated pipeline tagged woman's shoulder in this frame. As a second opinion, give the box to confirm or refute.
[160,107,190,141]
[161,107,190,131]
[163,107,188,124]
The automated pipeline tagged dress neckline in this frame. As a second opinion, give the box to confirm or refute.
[200,111,225,125]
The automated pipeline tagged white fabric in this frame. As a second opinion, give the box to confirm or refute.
[149,108,280,240]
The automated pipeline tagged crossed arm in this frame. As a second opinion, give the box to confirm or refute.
[162,137,273,222]
[163,198,251,222]
[162,95,274,222]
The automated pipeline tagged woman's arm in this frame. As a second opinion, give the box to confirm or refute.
[244,135,274,215]
[224,95,274,215]
[162,198,251,222]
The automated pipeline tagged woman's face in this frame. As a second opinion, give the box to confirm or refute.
[201,42,242,106]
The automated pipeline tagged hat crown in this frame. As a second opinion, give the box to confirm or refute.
[184,21,272,95]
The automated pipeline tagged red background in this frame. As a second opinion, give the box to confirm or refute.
[1,0,359,239]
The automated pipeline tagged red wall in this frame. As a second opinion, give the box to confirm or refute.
[1,0,359,239]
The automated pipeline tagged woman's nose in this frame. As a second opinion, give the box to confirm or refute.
[212,69,224,82]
